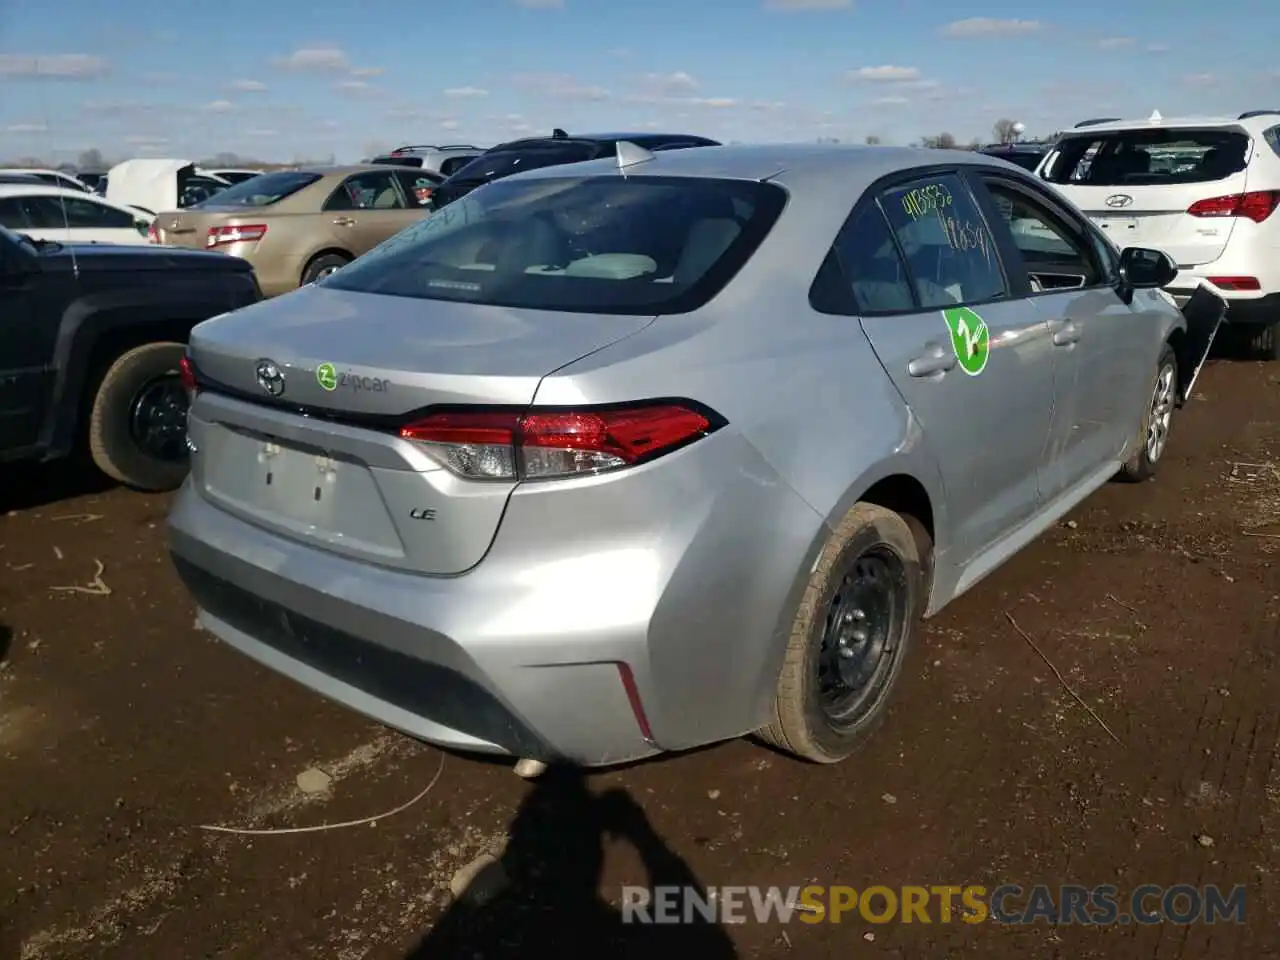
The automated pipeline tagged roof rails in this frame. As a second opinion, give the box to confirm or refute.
[1238,110,1280,120]
[1074,117,1122,128]
[437,144,481,150]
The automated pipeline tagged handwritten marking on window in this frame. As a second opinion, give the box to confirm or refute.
[901,182,953,220]
[939,216,995,265]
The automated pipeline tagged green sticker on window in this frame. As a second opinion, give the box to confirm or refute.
[943,307,990,376]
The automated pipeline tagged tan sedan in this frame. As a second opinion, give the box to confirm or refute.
[150,164,442,296]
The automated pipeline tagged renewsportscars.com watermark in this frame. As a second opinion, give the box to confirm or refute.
[620,884,1247,926]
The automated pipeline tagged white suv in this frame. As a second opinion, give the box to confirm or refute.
[1036,110,1280,358]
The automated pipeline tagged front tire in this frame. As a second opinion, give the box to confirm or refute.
[87,342,190,491]
[758,503,926,764]
[1118,344,1177,483]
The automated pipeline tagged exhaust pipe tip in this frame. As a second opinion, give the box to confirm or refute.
[513,758,548,780]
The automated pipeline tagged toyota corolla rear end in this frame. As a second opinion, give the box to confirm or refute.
[167,166,817,766]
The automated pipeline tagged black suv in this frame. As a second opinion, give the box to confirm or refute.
[0,227,261,490]
[431,129,721,207]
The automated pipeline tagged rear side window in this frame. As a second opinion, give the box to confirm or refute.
[323,175,788,316]
[1042,128,1250,186]
[192,171,321,208]
[812,203,915,315]
[879,174,1007,309]
[1264,126,1280,160]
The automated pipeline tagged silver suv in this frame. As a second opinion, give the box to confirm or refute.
[368,144,486,178]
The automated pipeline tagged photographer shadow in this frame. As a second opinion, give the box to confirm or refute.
[405,765,738,959]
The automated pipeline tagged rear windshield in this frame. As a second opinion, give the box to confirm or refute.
[982,149,1046,172]
[1042,128,1250,186]
[445,144,600,185]
[323,175,787,316]
[192,171,321,208]
[372,155,423,167]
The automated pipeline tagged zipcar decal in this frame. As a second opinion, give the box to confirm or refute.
[943,307,990,377]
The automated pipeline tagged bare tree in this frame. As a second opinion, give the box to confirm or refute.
[920,132,957,149]
[864,134,882,145]
[992,118,1019,145]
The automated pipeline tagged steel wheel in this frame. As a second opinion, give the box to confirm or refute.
[815,545,908,729]
[1145,361,1175,464]
[128,375,189,464]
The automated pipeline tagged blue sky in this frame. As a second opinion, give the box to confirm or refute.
[1,0,1276,164]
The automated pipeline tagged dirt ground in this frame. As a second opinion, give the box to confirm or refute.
[2,356,1279,960]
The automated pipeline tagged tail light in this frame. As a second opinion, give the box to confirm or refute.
[1205,276,1261,291]
[147,223,159,244]
[1187,191,1280,223]
[206,224,267,248]
[399,402,725,481]
[179,354,197,397]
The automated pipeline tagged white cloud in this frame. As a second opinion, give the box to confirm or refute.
[228,79,268,92]
[751,100,788,111]
[245,128,279,137]
[1097,37,1134,49]
[688,97,737,108]
[444,85,489,98]
[440,119,460,130]
[512,72,610,101]
[201,100,236,113]
[849,65,922,82]
[871,96,910,106]
[350,66,384,77]
[0,53,109,78]
[334,79,381,97]
[763,0,851,8]
[273,47,350,72]
[641,71,699,94]
[1146,42,1170,53]
[1183,72,1216,87]
[5,122,47,133]
[941,18,1044,37]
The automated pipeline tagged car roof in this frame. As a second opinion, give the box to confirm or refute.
[1062,114,1272,135]
[0,167,72,177]
[289,163,425,176]
[505,142,1004,189]
[0,183,108,198]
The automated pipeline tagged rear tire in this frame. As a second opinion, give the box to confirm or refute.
[757,503,925,764]
[87,342,190,491]
[301,252,350,287]
[1245,321,1280,361]
[1118,344,1177,483]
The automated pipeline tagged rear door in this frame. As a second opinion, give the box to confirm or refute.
[847,171,1055,563]
[321,171,427,255]
[1039,126,1253,266]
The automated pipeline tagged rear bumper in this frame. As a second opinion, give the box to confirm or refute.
[167,431,822,767]
[1167,288,1280,326]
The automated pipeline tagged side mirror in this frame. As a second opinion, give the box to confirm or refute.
[1118,246,1177,290]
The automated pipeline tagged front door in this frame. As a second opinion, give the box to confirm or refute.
[852,171,1055,563]
[970,173,1143,501]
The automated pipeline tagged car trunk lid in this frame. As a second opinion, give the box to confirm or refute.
[153,208,267,252]
[186,285,657,574]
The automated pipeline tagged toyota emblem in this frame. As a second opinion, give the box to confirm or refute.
[256,359,285,397]
[1105,194,1133,209]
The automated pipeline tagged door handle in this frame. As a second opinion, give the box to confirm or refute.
[332,217,356,227]
[1052,322,1080,346]
[907,343,958,378]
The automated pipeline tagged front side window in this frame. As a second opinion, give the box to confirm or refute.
[982,181,1100,290]
[879,174,1007,308]
[52,195,135,229]
[324,172,406,211]
[323,174,787,316]
[1042,128,1250,186]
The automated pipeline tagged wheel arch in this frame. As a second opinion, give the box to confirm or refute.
[300,248,353,284]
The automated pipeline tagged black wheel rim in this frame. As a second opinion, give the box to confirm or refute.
[128,374,189,463]
[816,546,908,728]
